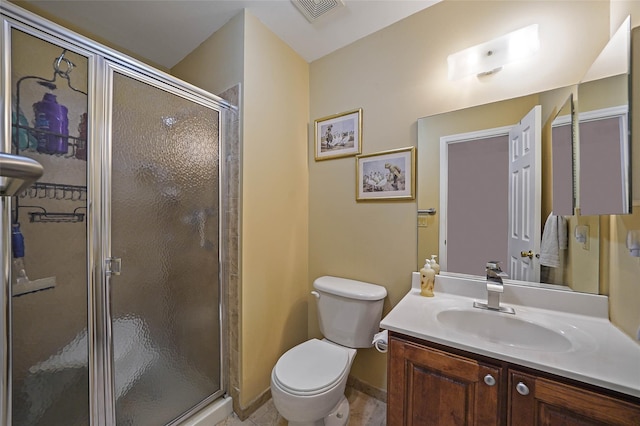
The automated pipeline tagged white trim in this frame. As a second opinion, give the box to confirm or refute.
[552,114,571,127]
[578,104,628,122]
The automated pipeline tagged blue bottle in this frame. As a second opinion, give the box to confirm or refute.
[11,223,25,259]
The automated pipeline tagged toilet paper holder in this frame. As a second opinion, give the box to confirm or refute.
[372,330,388,353]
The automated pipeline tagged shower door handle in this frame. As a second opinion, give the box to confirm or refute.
[106,257,122,276]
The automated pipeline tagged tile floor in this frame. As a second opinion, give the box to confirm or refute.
[215,388,386,426]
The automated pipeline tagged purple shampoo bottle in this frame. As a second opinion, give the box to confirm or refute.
[33,93,69,155]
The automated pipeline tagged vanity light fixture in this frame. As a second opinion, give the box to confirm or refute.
[447,24,540,80]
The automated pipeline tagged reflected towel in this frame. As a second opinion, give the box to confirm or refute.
[539,213,568,268]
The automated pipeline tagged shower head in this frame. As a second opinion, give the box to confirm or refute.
[0,153,44,197]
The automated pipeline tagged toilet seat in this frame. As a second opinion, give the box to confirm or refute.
[273,339,350,396]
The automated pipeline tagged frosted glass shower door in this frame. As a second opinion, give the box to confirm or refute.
[109,71,222,425]
[8,27,90,426]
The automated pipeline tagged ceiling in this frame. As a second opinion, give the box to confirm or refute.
[20,0,440,68]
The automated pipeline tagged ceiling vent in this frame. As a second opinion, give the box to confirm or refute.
[291,0,345,23]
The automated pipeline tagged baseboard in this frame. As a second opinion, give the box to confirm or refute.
[231,374,386,421]
[232,387,272,421]
[347,375,387,403]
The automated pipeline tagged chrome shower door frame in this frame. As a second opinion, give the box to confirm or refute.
[102,60,230,425]
[1,10,99,424]
[1,3,231,425]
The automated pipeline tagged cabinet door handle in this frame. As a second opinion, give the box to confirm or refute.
[484,374,496,386]
[516,382,530,395]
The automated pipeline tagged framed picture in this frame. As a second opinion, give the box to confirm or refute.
[314,108,362,160]
[356,147,416,201]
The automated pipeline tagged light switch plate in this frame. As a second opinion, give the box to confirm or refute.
[574,225,589,250]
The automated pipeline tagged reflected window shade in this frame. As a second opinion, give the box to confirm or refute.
[579,117,626,215]
[447,135,509,276]
[552,124,574,216]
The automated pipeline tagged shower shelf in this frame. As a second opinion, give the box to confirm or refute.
[20,205,86,223]
[12,122,86,159]
[11,49,88,226]
[17,182,87,224]
[20,182,87,201]
[12,48,88,160]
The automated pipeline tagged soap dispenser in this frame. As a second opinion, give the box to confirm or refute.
[420,259,435,297]
[430,254,440,275]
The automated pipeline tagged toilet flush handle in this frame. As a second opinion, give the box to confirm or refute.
[311,291,320,299]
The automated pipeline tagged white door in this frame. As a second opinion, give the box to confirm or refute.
[507,106,542,282]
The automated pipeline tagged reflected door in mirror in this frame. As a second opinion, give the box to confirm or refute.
[507,106,541,282]
[579,109,629,215]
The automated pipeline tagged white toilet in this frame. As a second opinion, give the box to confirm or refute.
[270,276,387,426]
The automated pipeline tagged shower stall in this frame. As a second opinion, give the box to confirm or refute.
[1,4,232,425]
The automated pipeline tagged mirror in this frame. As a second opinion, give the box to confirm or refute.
[418,87,599,293]
[417,17,632,295]
[577,17,631,215]
[551,95,575,217]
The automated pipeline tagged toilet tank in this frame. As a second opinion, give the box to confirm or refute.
[313,276,387,348]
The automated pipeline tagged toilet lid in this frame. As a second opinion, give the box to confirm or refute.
[274,339,350,396]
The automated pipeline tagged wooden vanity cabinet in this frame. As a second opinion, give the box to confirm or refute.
[387,335,504,425]
[388,332,640,426]
[508,371,640,425]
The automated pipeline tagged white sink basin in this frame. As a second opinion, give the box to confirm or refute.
[436,308,572,352]
[380,274,640,398]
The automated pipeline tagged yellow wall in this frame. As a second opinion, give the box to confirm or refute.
[8,0,169,72]
[173,9,311,409]
[175,0,640,406]
[611,0,640,36]
[9,0,640,412]
[308,0,629,393]
[609,207,640,339]
[170,12,244,96]
[239,11,309,408]
[174,11,310,409]
[606,8,640,342]
[7,1,311,413]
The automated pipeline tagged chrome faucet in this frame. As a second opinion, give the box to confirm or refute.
[473,261,515,314]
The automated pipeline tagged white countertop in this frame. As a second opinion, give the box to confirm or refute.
[380,273,640,398]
